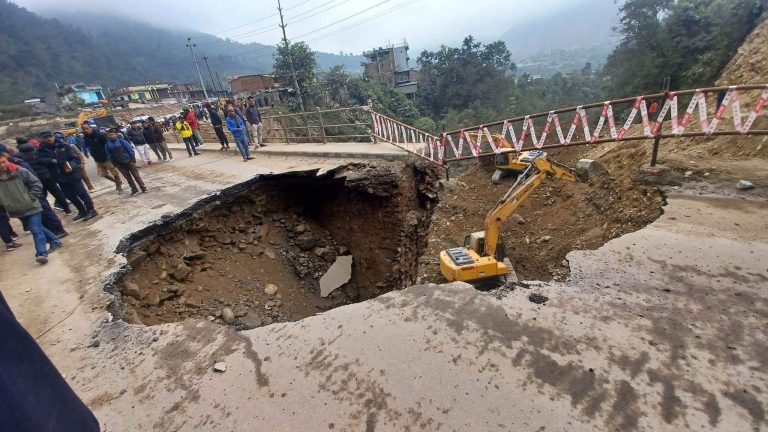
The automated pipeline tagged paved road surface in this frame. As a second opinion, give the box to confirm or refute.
[0,150,766,431]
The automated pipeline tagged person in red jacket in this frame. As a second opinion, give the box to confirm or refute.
[184,107,206,149]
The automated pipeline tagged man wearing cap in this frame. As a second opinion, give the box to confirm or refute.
[0,151,61,264]
[54,132,98,222]
[81,123,123,193]
[245,96,265,150]
[34,131,72,214]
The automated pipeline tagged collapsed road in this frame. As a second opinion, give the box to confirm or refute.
[0,150,766,431]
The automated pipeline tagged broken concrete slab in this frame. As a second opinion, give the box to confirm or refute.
[575,159,608,180]
[320,255,353,298]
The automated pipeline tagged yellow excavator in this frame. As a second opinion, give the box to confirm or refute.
[439,154,606,283]
[465,132,548,184]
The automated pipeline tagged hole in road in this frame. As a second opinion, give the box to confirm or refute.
[110,162,440,329]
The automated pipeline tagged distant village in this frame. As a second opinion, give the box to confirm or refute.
[24,42,420,113]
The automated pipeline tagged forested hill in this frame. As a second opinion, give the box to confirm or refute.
[0,1,363,104]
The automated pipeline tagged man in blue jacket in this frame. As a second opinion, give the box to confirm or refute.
[105,128,147,196]
[226,106,253,162]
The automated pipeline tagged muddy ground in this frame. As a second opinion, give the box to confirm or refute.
[420,146,666,282]
[116,161,440,327]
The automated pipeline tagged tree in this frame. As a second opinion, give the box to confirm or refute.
[273,41,318,109]
[603,0,765,98]
[416,36,515,117]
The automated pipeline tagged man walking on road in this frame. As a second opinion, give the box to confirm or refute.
[5,143,68,238]
[34,131,72,214]
[141,120,163,161]
[175,117,201,157]
[0,152,61,264]
[81,123,123,193]
[106,129,147,196]
[245,96,265,149]
[226,107,253,162]
[125,121,152,166]
[56,131,94,192]
[148,117,173,161]
[54,133,98,221]
[204,102,230,151]
[185,107,206,148]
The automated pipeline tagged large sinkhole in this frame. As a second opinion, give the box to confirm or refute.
[109,161,440,328]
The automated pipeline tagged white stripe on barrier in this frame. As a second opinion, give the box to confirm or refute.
[742,86,768,133]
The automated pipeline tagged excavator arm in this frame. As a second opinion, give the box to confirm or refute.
[439,154,597,283]
[483,156,579,258]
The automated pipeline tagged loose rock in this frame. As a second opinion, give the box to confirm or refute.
[529,293,549,304]
[123,281,144,300]
[221,307,235,324]
[264,284,278,296]
[737,180,754,190]
[213,362,227,372]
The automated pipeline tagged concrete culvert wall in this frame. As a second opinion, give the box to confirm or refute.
[109,161,441,328]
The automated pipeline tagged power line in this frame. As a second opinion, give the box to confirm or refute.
[287,0,352,24]
[293,0,392,39]
[220,0,349,43]
[212,0,314,35]
[303,0,418,43]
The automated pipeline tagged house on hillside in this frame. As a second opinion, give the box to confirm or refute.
[168,83,228,101]
[362,41,419,99]
[58,83,106,106]
[228,74,283,106]
[111,84,172,103]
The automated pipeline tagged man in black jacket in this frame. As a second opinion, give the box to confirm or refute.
[33,131,72,214]
[204,102,230,150]
[141,120,163,161]
[147,117,173,161]
[82,123,123,193]
[125,121,152,166]
[54,134,97,222]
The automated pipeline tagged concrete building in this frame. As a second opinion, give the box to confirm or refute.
[228,74,282,105]
[362,41,419,99]
[60,83,106,105]
[111,84,172,102]
[167,83,228,101]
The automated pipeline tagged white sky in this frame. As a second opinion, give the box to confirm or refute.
[14,0,594,53]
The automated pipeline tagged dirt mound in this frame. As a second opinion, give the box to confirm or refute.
[113,161,440,327]
[419,149,664,282]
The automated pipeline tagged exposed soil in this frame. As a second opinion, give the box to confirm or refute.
[419,146,666,282]
[113,161,440,327]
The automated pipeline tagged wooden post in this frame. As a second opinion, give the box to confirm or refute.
[279,111,290,144]
[317,108,327,144]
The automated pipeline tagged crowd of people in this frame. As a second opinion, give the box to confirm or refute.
[0,97,266,265]
[168,96,266,162]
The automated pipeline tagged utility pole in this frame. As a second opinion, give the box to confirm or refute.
[277,0,305,112]
[186,37,210,100]
[202,56,219,96]
[215,72,226,94]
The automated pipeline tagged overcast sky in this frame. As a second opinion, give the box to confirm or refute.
[15,0,596,53]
